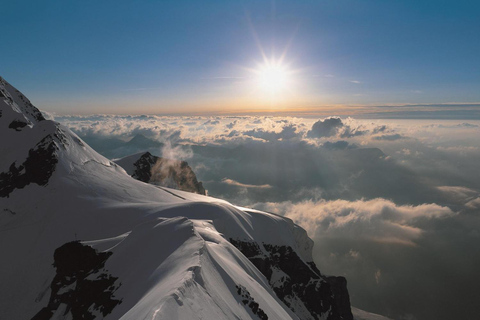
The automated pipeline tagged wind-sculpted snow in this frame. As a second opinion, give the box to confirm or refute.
[0,77,353,320]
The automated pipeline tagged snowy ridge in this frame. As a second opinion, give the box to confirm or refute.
[0,77,353,320]
[351,307,393,320]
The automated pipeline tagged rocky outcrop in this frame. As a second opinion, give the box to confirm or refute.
[0,135,58,198]
[236,284,269,320]
[326,276,353,320]
[1,76,354,320]
[116,152,206,195]
[0,77,62,198]
[32,241,122,320]
[230,239,353,320]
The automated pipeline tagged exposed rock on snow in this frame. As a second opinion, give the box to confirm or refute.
[0,134,58,197]
[115,151,206,195]
[236,284,269,320]
[32,241,122,320]
[230,239,353,320]
[0,76,354,320]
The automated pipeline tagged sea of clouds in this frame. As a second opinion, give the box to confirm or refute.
[49,113,480,320]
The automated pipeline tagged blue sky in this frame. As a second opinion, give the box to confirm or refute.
[2,0,480,115]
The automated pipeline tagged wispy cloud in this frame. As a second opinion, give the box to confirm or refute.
[221,178,272,189]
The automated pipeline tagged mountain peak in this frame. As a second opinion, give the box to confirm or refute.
[0,77,45,125]
[1,77,353,320]
[125,134,162,148]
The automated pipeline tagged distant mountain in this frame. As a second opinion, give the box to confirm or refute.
[125,133,163,149]
[80,133,164,159]
[115,152,206,195]
[0,76,353,320]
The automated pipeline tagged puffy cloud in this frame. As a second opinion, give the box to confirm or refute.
[242,124,302,142]
[254,197,480,320]
[53,114,480,320]
[307,117,344,138]
[306,117,398,140]
[253,198,454,246]
[226,120,237,129]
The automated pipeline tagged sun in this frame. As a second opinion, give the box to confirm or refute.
[255,60,290,94]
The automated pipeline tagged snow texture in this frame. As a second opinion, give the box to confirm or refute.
[0,76,353,320]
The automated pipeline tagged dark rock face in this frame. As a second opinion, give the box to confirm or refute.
[236,284,269,320]
[130,152,157,183]
[1,77,60,198]
[230,239,353,320]
[32,241,121,320]
[326,276,353,320]
[8,119,28,131]
[125,152,206,195]
[0,135,58,198]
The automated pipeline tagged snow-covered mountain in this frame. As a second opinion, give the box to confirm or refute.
[114,152,206,195]
[0,76,353,320]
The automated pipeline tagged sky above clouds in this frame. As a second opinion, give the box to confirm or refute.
[2,0,480,114]
[3,0,480,319]
[51,114,480,320]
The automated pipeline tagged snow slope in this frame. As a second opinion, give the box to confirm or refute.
[352,307,393,320]
[0,77,352,320]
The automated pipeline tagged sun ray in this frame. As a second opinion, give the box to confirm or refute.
[255,59,290,94]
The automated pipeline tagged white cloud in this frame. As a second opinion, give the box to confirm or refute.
[466,197,480,209]
[51,114,480,320]
[253,198,455,246]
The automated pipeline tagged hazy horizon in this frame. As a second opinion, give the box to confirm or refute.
[3,0,480,115]
[2,1,480,319]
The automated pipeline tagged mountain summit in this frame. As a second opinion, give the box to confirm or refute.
[0,77,353,320]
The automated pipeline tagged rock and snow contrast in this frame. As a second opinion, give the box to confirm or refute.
[114,152,206,195]
[0,76,353,320]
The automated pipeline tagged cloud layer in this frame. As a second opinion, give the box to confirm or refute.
[254,198,455,246]
[50,113,480,320]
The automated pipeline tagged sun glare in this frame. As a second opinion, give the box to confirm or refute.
[255,60,290,94]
